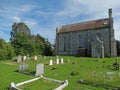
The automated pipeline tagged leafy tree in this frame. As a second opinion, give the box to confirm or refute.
[6,42,15,59]
[10,22,31,55]
[10,22,53,56]
[0,39,15,60]
[44,39,53,56]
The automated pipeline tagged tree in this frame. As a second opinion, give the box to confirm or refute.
[6,42,15,59]
[10,22,31,55]
[0,38,15,60]
[44,39,53,56]
[10,22,53,56]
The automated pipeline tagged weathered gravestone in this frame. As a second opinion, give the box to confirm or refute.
[49,59,53,65]
[34,55,38,61]
[61,58,64,64]
[35,63,44,76]
[56,55,59,59]
[56,58,59,64]
[23,56,27,62]
[18,64,28,72]
[17,55,22,62]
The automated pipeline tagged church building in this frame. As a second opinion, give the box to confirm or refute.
[55,9,117,57]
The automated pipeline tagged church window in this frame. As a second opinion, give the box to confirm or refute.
[96,33,103,41]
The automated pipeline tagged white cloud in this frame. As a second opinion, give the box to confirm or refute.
[1,0,120,43]
[20,4,36,12]
[56,0,82,18]
[12,16,21,22]
[55,0,120,41]
[0,4,37,19]
[24,19,38,28]
[57,0,120,19]
[114,19,120,40]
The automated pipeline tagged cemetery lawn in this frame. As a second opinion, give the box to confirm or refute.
[0,56,120,90]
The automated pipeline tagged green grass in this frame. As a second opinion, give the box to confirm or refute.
[0,56,120,90]
[0,60,33,90]
[18,79,60,90]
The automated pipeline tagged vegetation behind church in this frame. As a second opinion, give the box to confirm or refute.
[0,22,53,60]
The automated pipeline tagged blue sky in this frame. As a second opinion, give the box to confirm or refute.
[1,0,120,44]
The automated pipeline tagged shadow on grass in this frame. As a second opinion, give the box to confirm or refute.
[14,70,36,76]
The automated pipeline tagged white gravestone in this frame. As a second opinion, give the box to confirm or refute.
[34,56,38,61]
[56,58,59,64]
[35,63,44,76]
[61,58,64,64]
[17,55,22,62]
[23,56,27,61]
[49,60,53,65]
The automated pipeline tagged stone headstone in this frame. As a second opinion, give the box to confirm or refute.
[56,55,59,59]
[23,64,28,71]
[35,63,44,76]
[18,64,28,72]
[49,59,53,65]
[18,64,22,72]
[56,58,59,64]
[23,56,27,62]
[34,55,38,61]
[61,58,64,64]
[17,55,22,62]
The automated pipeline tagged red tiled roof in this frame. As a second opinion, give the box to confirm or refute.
[57,18,110,33]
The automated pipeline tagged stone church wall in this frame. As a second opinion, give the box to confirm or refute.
[57,27,111,57]
[90,28,110,57]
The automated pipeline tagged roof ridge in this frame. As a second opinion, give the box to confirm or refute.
[57,18,110,33]
[63,18,109,27]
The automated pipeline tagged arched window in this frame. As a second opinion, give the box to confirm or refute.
[96,33,103,41]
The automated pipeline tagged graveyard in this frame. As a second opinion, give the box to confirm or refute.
[0,56,120,90]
